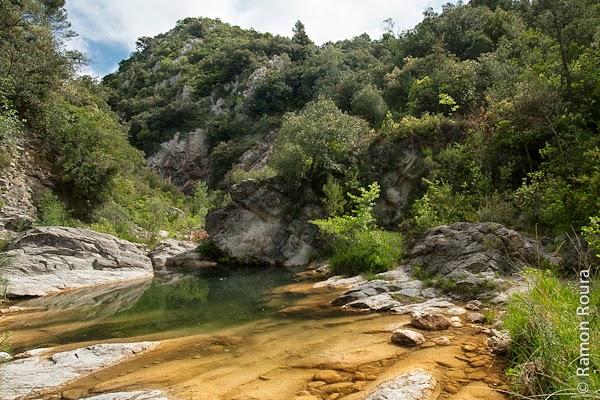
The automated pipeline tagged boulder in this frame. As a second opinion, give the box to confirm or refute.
[391,329,426,346]
[409,222,557,297]
[0,342,158,400]
[410,312,451,331]
[165,249,217,270]
[313,370,343,384]
[206,179,321,266]
[364,369,436,400]
[466,312,486,324]
[147,239,197,270]
[3,227,153,297]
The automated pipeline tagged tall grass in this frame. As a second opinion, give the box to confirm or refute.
[504,268,599,398]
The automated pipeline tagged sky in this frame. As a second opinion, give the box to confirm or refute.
[65,0,453,77]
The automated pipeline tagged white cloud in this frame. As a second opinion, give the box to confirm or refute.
[65,0,447,75]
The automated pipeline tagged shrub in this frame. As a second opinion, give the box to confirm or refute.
[312,182,404,275]
[228,166,276,184]
[36,191,78,227]
[504,269,599,398]
[321,175,347,217]
[582,216,600,257]
[351,85,388,126]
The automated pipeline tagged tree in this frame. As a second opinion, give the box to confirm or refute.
[292,20,312,46]
[351,85,388,126]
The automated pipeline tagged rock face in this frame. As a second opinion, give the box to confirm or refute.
[3,227,153,297]
[148,129,209,193]
[364,369,436,400]
[206,178,321,266]
[0,342,158,400]
[409,222,555,295]
[147,239,197,270]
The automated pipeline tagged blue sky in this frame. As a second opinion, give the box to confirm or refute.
[65,0,454,77]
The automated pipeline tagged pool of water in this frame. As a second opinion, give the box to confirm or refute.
[4,266,314,352]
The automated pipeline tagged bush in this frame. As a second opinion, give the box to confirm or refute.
[36,191,79,227]
[312,182,404,275]
[504,269,599,398]
[228,166,276,184]
[351,85,388,126]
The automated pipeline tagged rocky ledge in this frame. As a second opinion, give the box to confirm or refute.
[0,342,158,400]
[3,227,153,297]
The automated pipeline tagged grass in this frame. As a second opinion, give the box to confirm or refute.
[411,264,499,299]
[504,268,599,398]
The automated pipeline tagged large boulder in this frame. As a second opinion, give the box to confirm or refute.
[0,342,158,400]
[147,239,197,270]
[206,178,321,266]
[409,222,556,294]
[364,369,436,400]
[3,227,153,297]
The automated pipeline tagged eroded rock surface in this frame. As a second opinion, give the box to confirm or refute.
[4,227,153,297]
[206,178,321,266]
[0,342,158,400]
[81,391,169,400]
[148,239,197,270]
[364,369,436,400]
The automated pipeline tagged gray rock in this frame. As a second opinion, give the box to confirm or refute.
[81,391,168,400]
[332,280,402,307]
[165,248,217,270]
[0,342,158,400]
[148,239,198,270]
[206,179,321,266]
[4,227,153,297]
[465,300,483,311]
[148,129,210,194]
[345,293,401,311]
[391,298,456,315]
[0,352,12,362]
[466,312,486,324]
[364,369,436,400]
[391,329,426,346]
[410,311,451,331]
[409,222,557,298]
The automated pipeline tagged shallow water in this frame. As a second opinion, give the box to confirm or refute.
[3,266,314,352]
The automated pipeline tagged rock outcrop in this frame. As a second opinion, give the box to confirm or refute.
[409,222,556,295]
[206,178,321,266]
[147,239,197,270]
[0,342,158,400]
[364,369,436,400]
[3,227,153,297]
[81,391,168,400]
[148,129,210,193]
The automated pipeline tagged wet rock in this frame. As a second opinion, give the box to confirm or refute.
[466,312,486,324]
[391,329,426,346]
[433,336,451,346]
[81,391,169,400]
[0,342,158,400]
[147,239,197,270]
[206,178,321,266]
[332,281,401,307]
[165,248,217,270]
[313,370,343,384]
[364,369,436,400]
[4,227,153,297]
[410,312,451,331]
[315,275,366,289]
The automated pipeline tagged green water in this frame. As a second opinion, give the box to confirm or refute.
[10,266,311,352]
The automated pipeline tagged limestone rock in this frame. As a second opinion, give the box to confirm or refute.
[4,227,153,297]
[410,312,451,331]
[364,369,436,400]
[0,342,158,400]
[206,178,321,266]
[391,329,426,346]
[147,239,197,270]
[344,293,401,312]
[392,298,456,315]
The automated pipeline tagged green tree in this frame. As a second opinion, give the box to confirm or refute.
[351,85,388,126]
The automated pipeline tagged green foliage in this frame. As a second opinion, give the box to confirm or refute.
[271,98,369,187]
[504,269,599,398]
[36,190,78,227]
[582,217,600,257]
[350,85,388,126]
[228,166,276,185]
[321,176,347,217]
[312,182,404,275]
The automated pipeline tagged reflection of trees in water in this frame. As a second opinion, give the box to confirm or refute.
[122,277,209,313]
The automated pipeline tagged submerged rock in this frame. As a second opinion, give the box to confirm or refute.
[364,369,436,400]
[206,178,321,266]
[0,342,158,400]
[3,227,153,297]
